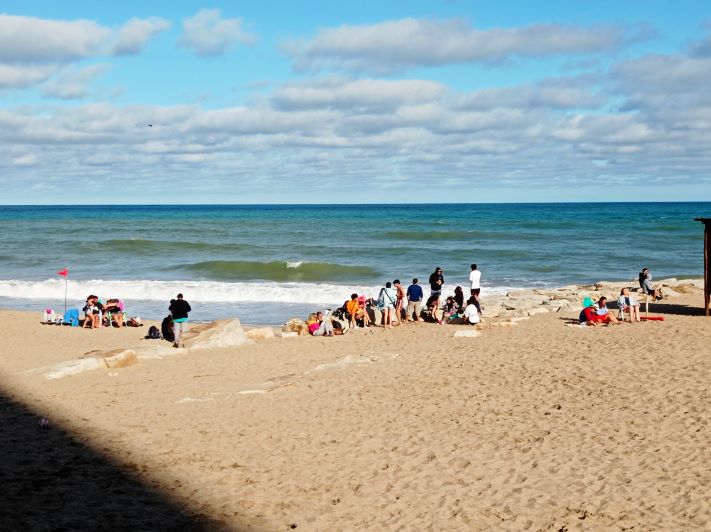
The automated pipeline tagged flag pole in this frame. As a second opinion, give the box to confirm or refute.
[57,268,69,317]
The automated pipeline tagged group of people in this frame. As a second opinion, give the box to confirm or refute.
[81,295,125,328]
[578,267,663,326]
[79,292,191,349]
[309,264,484,335]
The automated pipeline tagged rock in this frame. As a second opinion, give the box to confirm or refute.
[661,287,680,298]
[279,331,299,338]
[453,330,480,337]
[183,319,253,351]
[246,327,275,341]
[674,284,702,294]
[482,304,506,317]
[283,318,309,336]
[659,278,678,286]
[99,349,138,369]
[677,279,704,288]
[594,280,635,290]
[527,307,551,316]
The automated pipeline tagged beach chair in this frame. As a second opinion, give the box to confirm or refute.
[643,293,651,317]
[62,308,80,327]
[43,308,63,324]
[104,300,126,327]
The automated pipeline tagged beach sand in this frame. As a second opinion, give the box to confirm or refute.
[1,292,710,530]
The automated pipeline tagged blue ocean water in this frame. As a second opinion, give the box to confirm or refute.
[0,203,708,324]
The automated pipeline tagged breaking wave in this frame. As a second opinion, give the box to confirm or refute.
[169,260,379,282]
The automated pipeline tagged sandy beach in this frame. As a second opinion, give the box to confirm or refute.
[1,287,710,531]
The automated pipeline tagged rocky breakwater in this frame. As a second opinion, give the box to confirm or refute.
[35,319,280,379]
[478,278,704,323]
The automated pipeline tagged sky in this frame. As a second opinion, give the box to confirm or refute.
[1,1,711,204]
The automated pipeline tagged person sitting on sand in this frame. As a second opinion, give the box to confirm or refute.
[453,286,465,311]
[579,297,617,326]
[82,295,97,328]
[443,296,461,321]
[309,311,334,337]
[595,296,620,324]
[579,297,601,326]
[102,299,124,327]
[426,294,442,324]
[346,293,370,328]
[618,288,641,322]
[462,296,481,325]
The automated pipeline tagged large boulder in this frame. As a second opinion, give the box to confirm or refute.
[182,319,253,351]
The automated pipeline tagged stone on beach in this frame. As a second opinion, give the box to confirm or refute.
[282,318,309,336]
[453,330,480,337]
[182,319,253,351]
[245,327,275,341]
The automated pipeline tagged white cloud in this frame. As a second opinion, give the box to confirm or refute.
[287,18,631,73]
[0,14,168,92]
[112,17,171,55]
[1,64,709,199]
[272,78,446,110]
[178,9,255,57]
[12,153,37,166]
[453,77,604,110]
[40,64,109,100]
[0,14,110,63]
[0,63,56,89]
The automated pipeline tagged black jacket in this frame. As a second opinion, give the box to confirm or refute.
[169,299,191,320]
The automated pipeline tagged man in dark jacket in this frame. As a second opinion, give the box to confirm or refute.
[168,293,191,348]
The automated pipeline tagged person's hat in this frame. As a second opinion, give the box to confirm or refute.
[582,297,594,308]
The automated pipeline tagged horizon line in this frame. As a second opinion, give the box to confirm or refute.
[2,200,711,208]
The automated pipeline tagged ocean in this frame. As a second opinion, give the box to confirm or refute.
[0,203,708,324]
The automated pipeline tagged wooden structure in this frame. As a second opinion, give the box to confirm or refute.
[695,218,711,316]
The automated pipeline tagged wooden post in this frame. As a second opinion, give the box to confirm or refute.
[695,218,711,317]
[705,222,710,316]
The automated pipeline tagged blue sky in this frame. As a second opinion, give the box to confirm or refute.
[1,1,710,203]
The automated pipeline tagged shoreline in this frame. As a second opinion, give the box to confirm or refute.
[1,275,703,326]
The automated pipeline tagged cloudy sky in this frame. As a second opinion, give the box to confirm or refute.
[1,0,711,204]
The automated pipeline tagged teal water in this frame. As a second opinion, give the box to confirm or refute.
[0,203,708,323]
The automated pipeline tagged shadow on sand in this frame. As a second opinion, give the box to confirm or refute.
[0,388,251,530]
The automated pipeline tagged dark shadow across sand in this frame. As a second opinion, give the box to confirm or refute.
[0,387,254,531]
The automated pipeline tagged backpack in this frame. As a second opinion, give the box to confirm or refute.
[161,316,175,342]
[145,325,161,339]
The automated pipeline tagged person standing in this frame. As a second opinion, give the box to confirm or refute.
[393,279,406,324]
[428,267,444,321]
[378,281,397,329]
[169,293,191,348]
[468,264,482,314]
[429,267,444,296]
[406,278,424,322]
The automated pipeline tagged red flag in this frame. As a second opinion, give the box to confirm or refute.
[57,268,68,278]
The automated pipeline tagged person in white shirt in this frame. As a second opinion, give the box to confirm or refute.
[468,263,482,314]
[462,296,481,324]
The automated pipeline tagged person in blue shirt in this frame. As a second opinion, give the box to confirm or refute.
[406,278,424,322]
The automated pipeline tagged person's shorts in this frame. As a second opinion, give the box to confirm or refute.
[430,290,441,298]
[470,288,481,297]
